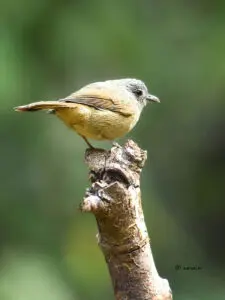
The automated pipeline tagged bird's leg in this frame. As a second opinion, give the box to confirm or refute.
[81,136,95,149]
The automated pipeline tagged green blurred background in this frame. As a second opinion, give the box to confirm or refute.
[1,0,224,299]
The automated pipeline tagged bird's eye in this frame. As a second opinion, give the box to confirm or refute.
[134,89,143,97]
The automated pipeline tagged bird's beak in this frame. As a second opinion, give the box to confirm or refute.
[146,94,160,103]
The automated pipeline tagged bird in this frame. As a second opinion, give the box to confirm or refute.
[14,78,160,148]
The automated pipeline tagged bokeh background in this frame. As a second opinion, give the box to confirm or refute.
[1,0,225,299]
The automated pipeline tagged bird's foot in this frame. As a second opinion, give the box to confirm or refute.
[112,141,121,148]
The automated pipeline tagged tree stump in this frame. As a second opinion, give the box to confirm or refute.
[81,140,172,300]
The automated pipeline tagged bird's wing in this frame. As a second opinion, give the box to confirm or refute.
[58,88,132,117]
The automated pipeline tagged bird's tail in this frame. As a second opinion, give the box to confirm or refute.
[14,101,69,112]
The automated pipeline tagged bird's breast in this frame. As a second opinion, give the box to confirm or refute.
[55,104,139,140]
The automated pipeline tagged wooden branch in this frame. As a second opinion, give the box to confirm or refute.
[80,140,172,300]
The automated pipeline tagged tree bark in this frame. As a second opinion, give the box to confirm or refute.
[80,140,172,300]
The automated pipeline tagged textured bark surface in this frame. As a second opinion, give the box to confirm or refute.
[81,140,172,300]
